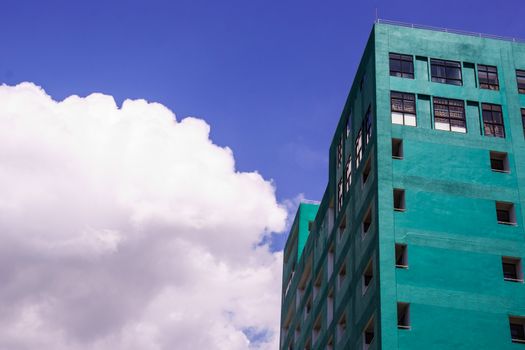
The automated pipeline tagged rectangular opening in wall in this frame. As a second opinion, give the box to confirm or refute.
[362,259,373,295]
[313,271,322,300]
[338,215,346,242]
[362,157,372,185]
[502,257,523,282]
[490,151,509,172]
[362,206,372,238]
[338,262,347,290]
[312,315,321,345]
[337,313,347,343]
[392,138,403,159]
[363,316,375,350]
[327,289,334,327]
[397,302,411,329]
[393,189,406,211]
[496,201,516,225]
[395,244,408,268]
[509,316,525,343]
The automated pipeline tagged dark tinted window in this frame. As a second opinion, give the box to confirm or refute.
[478,64,499,90]
[517,70,525,94]
[389,53,414,78]
[482,103,505,138]
[431,59,462,85]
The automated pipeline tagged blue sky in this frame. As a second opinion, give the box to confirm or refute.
[1,0,523,203]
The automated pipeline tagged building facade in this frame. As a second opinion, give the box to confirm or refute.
[280,21,525,350]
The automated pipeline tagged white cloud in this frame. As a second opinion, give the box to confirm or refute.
[0,82,288,350]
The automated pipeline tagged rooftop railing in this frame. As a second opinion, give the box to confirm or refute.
[376,19,525,44]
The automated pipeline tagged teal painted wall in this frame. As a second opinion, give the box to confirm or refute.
[375,23,525,350]
[280,22,525,350]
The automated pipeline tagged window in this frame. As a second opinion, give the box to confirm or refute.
[338,215,346,242]
[345,155,352,192]
[389,53,414,78]
[346,112,352,138]
[391,91,416,126]
[364,107,372,145]
[304,297,312,320]
[482,103,505,138]
[433,97,466,133]
[327,245,334,278]
[502,257,523,282]
[496,201,516,225]
[337,313,347,343]
[337,136,343,168]
[363,316,375,350]
[517,70,525,94]
[392,138,403,159]
[337,178,343,213]
[395,244,408,268]
[397,303,411,329]
[338,262,347,290]
[312,315,321,345]
[393,189,406,211]
[313,271,322,300]
[490,151,509,172]
[522,109,525,136]
[431,58,462,85]
[362,259,373,295]
[510,316,525,343]
[362,207,372,238]
[327,290,334,327]
[355,129,363,168]
[478,64,499,90]
[362,157,371,185]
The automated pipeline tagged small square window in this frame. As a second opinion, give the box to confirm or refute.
[496,202,516,225]
[362,157,372,185]
[363,316,375,350]
[392,138,403,159]
[395,244,408,268]
[490,151,509,172]
[394,189,406,211]
[510,316,525,343]
[397,302,411,329]
[362,259,374,295]
[362,207,372,238]
[389,53,414,79]
[502,257,523,282]
[478,64,499,90]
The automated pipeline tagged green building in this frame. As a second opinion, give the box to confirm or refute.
[279,20,525,350]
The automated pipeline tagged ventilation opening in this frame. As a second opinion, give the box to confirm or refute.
[395,244,408,268]
[510,316,525,343]
[496,201,516,225]
[490,151,509,172]
[397,302,411,329]
[502,257,524,282]
[393,189,406,211]
[392,138,404,159]
[362,259,373,295]
[363,316,375,350]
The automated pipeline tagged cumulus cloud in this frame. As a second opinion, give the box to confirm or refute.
[0,83,288,350]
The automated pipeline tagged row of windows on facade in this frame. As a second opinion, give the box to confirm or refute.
[335,107,372,212]
[285,179,521,346]
[391,91,523,138]
[389,52,525,93]
[284,239,525,350]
